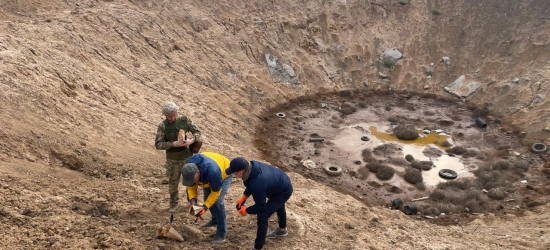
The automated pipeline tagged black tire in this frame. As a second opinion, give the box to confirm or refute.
[439,169,458,179]
[531,143,547,153]
[361,136,370,141]
[324,165,343,176]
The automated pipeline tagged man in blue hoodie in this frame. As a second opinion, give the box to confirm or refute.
[181,152,233,245]
[225,157,293,250]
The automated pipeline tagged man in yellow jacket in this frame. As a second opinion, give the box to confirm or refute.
[181,152,232,244]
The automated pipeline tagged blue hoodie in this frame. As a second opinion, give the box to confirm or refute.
[244,161,293,215]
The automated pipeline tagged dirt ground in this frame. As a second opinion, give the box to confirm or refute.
[1,0,550,249]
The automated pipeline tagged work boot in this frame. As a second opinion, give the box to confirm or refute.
[201,220,217,228]
[267,228,288,238]
[210,234,225,244]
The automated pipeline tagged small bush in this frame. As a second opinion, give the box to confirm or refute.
[420,205,440,216]
[434,203,459,214]
[443,189,467,204]
[432,8,441,15]
[394,124,419,140]
[362,148,374,162]
[388,116,400,123]
[507,51,513,57]
[492,160,510,171]
[411,160,433,170]
[446,146,467,155]
[440,140,452,147]
[357,101,367,108]
[423,110,436,116]
[405,154,415,162]
[437,180,470,190]
[385,106,392,111]
[398,0,408,6]
[383,55,396,68]
[339,103,357,115]
[357,167,370,180]
[366,162,386,173]
[465,187,482,200]
[430,190,446,201]
[375,166,395,180]
[465,200,482,213]
[488,188,506,200]
[415,182,427,191]
[404,168,423,184]
[514,159,530,172]
[463,149,478,158]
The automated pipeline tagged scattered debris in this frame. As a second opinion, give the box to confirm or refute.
[441,56,451,65]
[505,199,515,202]
[383,49,403,61]
[531,143,547,153]
[361,136,370,141]
[543,127,550,133]
[536,94,545,102]
[423,130,431,134]
[424,85,430,90]
[276,113,286,118]
[378,72,388,79]
[444,75,481,98]
[411,197,429,202]
[512,77,520,83]
[439,169,458,179]
[265,54,301,85]
[403,205,418,215]
[475,118,487,128]
[520,180,528,184]
[434,129,444,134]
[391,198,403,209]
[323,165,342,176]
[309,138,324,142]
[300,160,316,169]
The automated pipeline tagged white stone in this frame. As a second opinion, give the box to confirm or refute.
[512,77,520,83]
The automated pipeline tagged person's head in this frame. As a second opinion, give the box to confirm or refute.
[181,163,200,186]
[162,101,179,122]
[225,157,250,178]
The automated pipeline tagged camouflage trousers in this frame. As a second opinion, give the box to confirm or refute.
[164,158,189,206]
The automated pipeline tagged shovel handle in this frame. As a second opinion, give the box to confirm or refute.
[169,213,174,225]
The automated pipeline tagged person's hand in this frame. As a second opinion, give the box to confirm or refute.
[195,205,208,222]
[172,140,184,147]
[238,206,247,216]
[181,138,194,148]
[236,195,248,210]
[188,198,197,206]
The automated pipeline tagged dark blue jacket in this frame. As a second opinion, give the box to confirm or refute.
[244,161,293,215]
[187,154,222,193]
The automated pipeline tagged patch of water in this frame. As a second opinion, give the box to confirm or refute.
[333,123,470,187]
[424,155,474,186]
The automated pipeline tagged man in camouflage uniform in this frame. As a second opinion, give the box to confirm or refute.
[155,101,201,212]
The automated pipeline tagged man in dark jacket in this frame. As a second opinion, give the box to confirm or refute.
[225,157,293,250]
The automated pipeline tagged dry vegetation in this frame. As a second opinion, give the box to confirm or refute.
[393,124,419,140]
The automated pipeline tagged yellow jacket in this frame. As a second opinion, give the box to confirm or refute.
[186,152,231,208]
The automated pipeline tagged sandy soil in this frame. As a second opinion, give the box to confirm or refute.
[1,0,549,249]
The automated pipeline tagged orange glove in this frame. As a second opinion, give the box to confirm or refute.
[238,206,247,216]
[236,195,248,210]
[195,205,208,222]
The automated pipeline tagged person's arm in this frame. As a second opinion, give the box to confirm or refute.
[186,183,199,201]
[154,123,173,150]
[245,188,267,215]
[203,172,222,209]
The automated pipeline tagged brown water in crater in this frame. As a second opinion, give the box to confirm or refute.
[368,126,450,150]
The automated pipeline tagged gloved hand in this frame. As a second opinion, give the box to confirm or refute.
[195,205,208,222]
[236,195,248,210]
[238,206,247,216]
